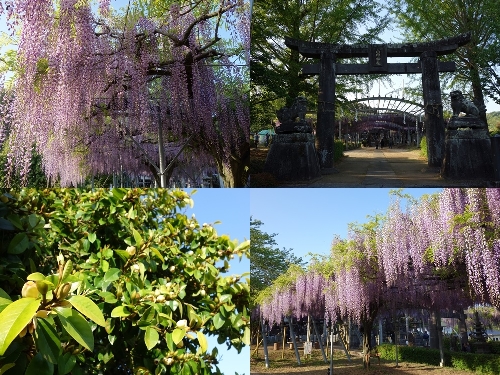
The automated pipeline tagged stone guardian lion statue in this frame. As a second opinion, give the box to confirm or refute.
[450,90,480,117]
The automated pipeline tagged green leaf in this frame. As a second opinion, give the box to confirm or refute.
[68,295,106,327]
[165,332,175,352]
[138,306,156,327]
[97,291,118,304]
[7,233,29,254]
[111,306,130,317]
[57,352,77,375]
[0,363,15,374]
[34,318,61,364]
[112,189,127,200]
[27,272,45,281]
[55,308,94,352]
[0,218,14,231]
[172,328,185,345]
[132,228,143,248]
[113,250,131,262]
[103,268,121,283]
[0,297,41,355]
[88,232,97,243]
[243,326,250,346]
[27,214,38,229]
[212,313,225,330]
[24,352,54,375]
[0,288,11,300]
[0,297,12,313]
[197,331,208,353]
[144,327,159,350]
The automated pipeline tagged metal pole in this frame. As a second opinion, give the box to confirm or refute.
[157,107,167,188]
[330,324,334,375]
[261,319,270,368]
[288,317,301,365]
[312,317,327,362]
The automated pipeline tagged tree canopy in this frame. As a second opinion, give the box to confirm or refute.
[0,188,250,375]
[250,0,390,132]
[391,0,500,122]
[0,0,250,187]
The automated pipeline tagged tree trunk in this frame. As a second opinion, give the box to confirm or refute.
[219,143,250,187]
[362,319,374,369]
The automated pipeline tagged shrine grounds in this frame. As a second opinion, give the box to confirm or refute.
[250,145,495,187]
[250,345,486,375]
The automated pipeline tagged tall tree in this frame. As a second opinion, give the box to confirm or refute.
[250,0,390,132]
[0,0,249,187]
[249,217,304,306]
[391,0,500,123]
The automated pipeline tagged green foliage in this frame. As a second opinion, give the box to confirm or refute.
[334,140,345,162]
[378,343,500,374]
[487,111,500,135]
[0,189,250,375]
[250,218,304,305]
[420,135,427,159]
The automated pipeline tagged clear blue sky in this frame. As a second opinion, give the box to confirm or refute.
[250,188,442,264]
[186,189,249,375]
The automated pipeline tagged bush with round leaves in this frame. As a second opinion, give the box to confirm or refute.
[0,189,250,375]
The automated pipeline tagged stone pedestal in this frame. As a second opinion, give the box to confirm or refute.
[264,133,321,181]
[441,116,494,180]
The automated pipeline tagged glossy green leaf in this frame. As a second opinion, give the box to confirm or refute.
[98,291,117,304]
[0,297,41,355]
[111,305,130,317]
[234,240,250,253]
[27,272,45,281]
[7,232,29,254]
[212,313,225,330]
[55,308,94,352]
[165,332,175,352]
[144,326,159,350]
[138,306,156,327]
[132,228,143,248]
[172,328,185,345]
[197,331,208,353]
[0,297,12,313]
[88,232,97,243]
[0,288,11,300]
[243,326,250,346]
[103,268,121,283]
[34,318,61,364]
[24,352,53,375]
[57,352,77,375]
[68,295,106,327]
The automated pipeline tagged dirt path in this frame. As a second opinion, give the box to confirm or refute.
[273,146,489,187]
[251,346,478,375]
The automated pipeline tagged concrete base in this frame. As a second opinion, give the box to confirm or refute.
[264,133,321,181]
[442,117,494,180]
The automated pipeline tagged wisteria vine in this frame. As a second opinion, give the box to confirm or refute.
[258,188,500,327]
[0,0,250,186]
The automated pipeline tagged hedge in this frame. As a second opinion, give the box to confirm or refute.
[377,344,500,374]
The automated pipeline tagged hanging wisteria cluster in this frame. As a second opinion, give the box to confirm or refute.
[0,0,249,186]
[258,188,500,327]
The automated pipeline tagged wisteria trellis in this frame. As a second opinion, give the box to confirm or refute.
[0,0,250,187]
[258,189,500,327]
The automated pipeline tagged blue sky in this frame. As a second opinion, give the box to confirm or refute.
[250,188,442,264]
[186,189,249,375]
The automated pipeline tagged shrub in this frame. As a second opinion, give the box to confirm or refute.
[334,140,344,162]
[378,343,500,374]
[0,189,250,375]
[420,136,428,158]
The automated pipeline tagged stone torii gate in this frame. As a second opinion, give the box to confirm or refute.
[286,33,471,172]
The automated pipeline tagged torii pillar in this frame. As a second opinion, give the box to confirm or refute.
[421,51,445,168]
[317,51,336,171]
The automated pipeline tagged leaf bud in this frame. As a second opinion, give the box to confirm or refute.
[18,326,27,338]
[132,264,140,273]
[61,259,73,282]
[169,266,175,272]
[126,246,136,256]
[22,281,39,299]
[36,280,49,296]
[57,282,71,300]
[176,319,188,329]
[163,357,174,366]
[36,310,49,319]
[156,295,165,303]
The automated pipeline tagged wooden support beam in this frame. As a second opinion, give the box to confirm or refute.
[301,61,456,76]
